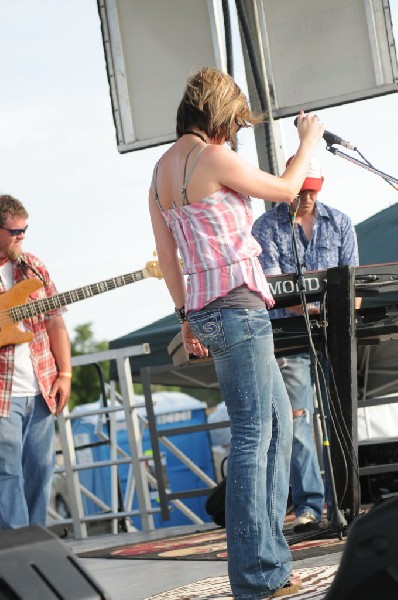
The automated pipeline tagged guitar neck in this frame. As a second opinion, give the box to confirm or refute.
[10,269,148,322]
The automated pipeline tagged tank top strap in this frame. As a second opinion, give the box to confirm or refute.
[181,144,208,206]
[151,160,163,211]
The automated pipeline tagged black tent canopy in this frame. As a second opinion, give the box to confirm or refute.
[110,314,179,371]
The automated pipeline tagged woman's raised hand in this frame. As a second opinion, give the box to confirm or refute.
[296,110,325,144]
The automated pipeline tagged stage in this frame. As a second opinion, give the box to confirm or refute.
[65,522,343,600]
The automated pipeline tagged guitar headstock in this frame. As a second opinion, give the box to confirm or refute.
[144,259,163,280]
[143,252,184,280]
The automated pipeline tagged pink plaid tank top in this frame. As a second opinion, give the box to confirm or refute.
[152,145,274,312]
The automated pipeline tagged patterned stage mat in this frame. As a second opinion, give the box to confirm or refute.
[79,527,345,561]
[141,565,339,599]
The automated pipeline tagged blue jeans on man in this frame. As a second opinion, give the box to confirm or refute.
[279,352,326,524]
[0,394,55,529]
[189,307,293,600]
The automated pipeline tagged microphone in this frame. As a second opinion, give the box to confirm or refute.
[294,116,356,151]
[322,130,356,151]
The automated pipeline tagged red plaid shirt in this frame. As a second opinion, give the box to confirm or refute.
[0,253,66,418]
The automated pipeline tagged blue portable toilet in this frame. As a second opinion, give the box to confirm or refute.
[71,392,215,528]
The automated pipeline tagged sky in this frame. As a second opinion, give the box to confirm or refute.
[0,0,397,345]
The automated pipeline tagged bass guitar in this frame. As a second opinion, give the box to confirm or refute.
[0,259,162,347]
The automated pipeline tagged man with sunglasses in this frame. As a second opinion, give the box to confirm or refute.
[0,194,71,530]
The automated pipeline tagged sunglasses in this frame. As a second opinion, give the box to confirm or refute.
[0,225,29,236]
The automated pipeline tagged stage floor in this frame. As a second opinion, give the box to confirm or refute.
[64,523,344,600]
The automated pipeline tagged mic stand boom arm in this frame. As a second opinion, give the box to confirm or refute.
[326,145,398,191]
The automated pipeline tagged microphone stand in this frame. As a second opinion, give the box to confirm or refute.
[289,210,348,538]
[326,145,398,191]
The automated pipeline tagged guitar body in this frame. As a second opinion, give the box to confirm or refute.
[0,279,43,347]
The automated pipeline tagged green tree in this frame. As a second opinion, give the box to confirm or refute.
[69,323,109,410]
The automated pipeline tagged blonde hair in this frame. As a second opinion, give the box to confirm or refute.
[176,67,264,149]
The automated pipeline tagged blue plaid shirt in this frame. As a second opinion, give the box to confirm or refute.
[252,201,359,319]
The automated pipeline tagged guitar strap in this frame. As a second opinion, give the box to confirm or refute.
[17,256,47,286]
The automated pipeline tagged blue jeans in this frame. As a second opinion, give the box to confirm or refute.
[279,353,325,521]
[189,308,293,599]
[0,394,55,529]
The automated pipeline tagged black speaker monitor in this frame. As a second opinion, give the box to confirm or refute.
[325,496,398,600]
[0,525,110,600]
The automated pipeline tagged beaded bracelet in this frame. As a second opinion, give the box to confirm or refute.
[59,372,72,378]
[174,306,188,324]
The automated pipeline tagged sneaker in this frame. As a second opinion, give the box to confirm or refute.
[269,579,302,598]
[293,511,318,532]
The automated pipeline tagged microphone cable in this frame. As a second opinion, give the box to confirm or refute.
[320,293,362,515]
[288,209,352,531]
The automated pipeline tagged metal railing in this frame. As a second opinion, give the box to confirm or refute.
[53,344,158,540]
[50,343,221,539]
